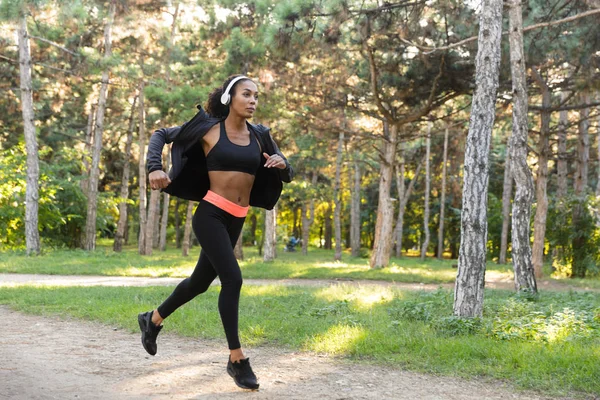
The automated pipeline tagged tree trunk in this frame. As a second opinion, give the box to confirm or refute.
[437,125,449,259]
[531,67,550,279]
[234,233,244,260]
[301,171,317,255]
[552,90,569,268]
[499,140,513,264]
[572,92,591,278]
[395,153,425,258]
[370,122,398,268]
[159,150,171,251]
[174,198,182,248]
[113,96,137,252]
[508,0,537,293]
[334,131,344,261]
[80,106,95,199]
[152,193,161,249]
[83,0,115,251]
[181,201,195,257]
[263,206,277,261]
[18,15,40,256]
[394,148,406,258]
[557,90,569,199]
[250,213,257,245]
[453,0,503,318]
[596,94,600,197]
[144,189,160,255]
[421,123,432,260]
[138,81,148,254]
[351,156,361,257]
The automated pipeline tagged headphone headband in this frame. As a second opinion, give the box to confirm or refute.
[220,75,250,105]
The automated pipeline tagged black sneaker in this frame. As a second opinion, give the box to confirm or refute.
[227,357,259,390]
[138,311,162,356]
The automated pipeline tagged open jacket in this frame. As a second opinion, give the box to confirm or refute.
[146,106,293,210]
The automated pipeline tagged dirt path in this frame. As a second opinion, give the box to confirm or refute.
[1,305,569,400]
[1,274,594,399]
[1,273,597,292]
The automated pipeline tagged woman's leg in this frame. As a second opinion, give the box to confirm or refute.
[194,201,246,353]
[154,249,217,322]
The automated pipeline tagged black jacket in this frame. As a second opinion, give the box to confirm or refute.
[146,106,293,210]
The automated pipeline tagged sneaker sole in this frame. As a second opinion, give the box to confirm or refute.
[138,313,156,356]
[227,367,259,390]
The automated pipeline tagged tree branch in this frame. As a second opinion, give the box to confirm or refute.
[402,8,600,54]
[29,35,79,57]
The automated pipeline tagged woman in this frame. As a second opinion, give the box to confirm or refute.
[138,75,293,390]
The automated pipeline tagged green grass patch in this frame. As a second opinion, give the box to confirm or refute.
[1,284,598,397]
[0,242,514,284]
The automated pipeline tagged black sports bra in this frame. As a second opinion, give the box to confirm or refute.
[205,122,261,176]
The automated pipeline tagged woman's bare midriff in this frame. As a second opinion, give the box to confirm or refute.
[208,171,255,206]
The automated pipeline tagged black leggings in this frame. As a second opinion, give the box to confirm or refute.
[157,200,246,350]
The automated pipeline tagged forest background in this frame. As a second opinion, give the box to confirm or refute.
[1,0,600,289]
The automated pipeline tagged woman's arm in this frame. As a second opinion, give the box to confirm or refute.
[268,134,294,183]
[147,126,180,173]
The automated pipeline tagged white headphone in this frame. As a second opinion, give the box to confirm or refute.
[220,76,250,105]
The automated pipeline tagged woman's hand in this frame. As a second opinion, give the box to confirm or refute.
[263,153,287,169]
[149,170,171,190]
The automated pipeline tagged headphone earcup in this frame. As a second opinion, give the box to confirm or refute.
[220,93,230,105]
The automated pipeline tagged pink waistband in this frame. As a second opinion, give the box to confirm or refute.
[203,190,249,218]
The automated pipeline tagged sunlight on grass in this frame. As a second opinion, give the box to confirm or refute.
[243,284,293,297]
[315,261,352,268]
[307,324,367,354]
[313,285,399,311]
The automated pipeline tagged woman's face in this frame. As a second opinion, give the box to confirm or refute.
[230,80,259,119]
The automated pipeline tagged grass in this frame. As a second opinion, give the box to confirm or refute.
[0,239,513,284]
[0,283,598,398]
[2,239,599,291]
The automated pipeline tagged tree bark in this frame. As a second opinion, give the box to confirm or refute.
[159,149,171,251]
[351,156,361,257]
[572,92,591,278]
[113,96,137,252]
[421,123,432,260]
[249,213,257,245]
[370,122,399,268]
[234,233,244,260]
[83,0,115,251]
[395,153,425,258]
[437,125,449,259]
[334,131,344,261]
[174,198,182,248]
[263,206,277,261]
[453,0,503,318]
[144,189,160,255]
[499,140,513,264]
[324,202,333,250]
[80,106,95,199]
[153,193,161,248]
[301,171,317,255]
[137,81,148,254]
[530,67,550,279]
[557,90,569,199]
[508,0,537,293]
[181,201,195,257]
[18,15,40,256]
[596,94,600,197]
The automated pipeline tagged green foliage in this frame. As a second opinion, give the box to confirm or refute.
[0,144,117,250]
[546,193,600,277]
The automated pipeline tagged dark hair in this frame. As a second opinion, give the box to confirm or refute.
[205,75,253,118]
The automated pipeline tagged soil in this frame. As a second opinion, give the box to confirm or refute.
[0,274,592,400]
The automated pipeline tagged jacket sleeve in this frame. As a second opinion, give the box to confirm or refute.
[147,126,181,173]
[268,132,294,183]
